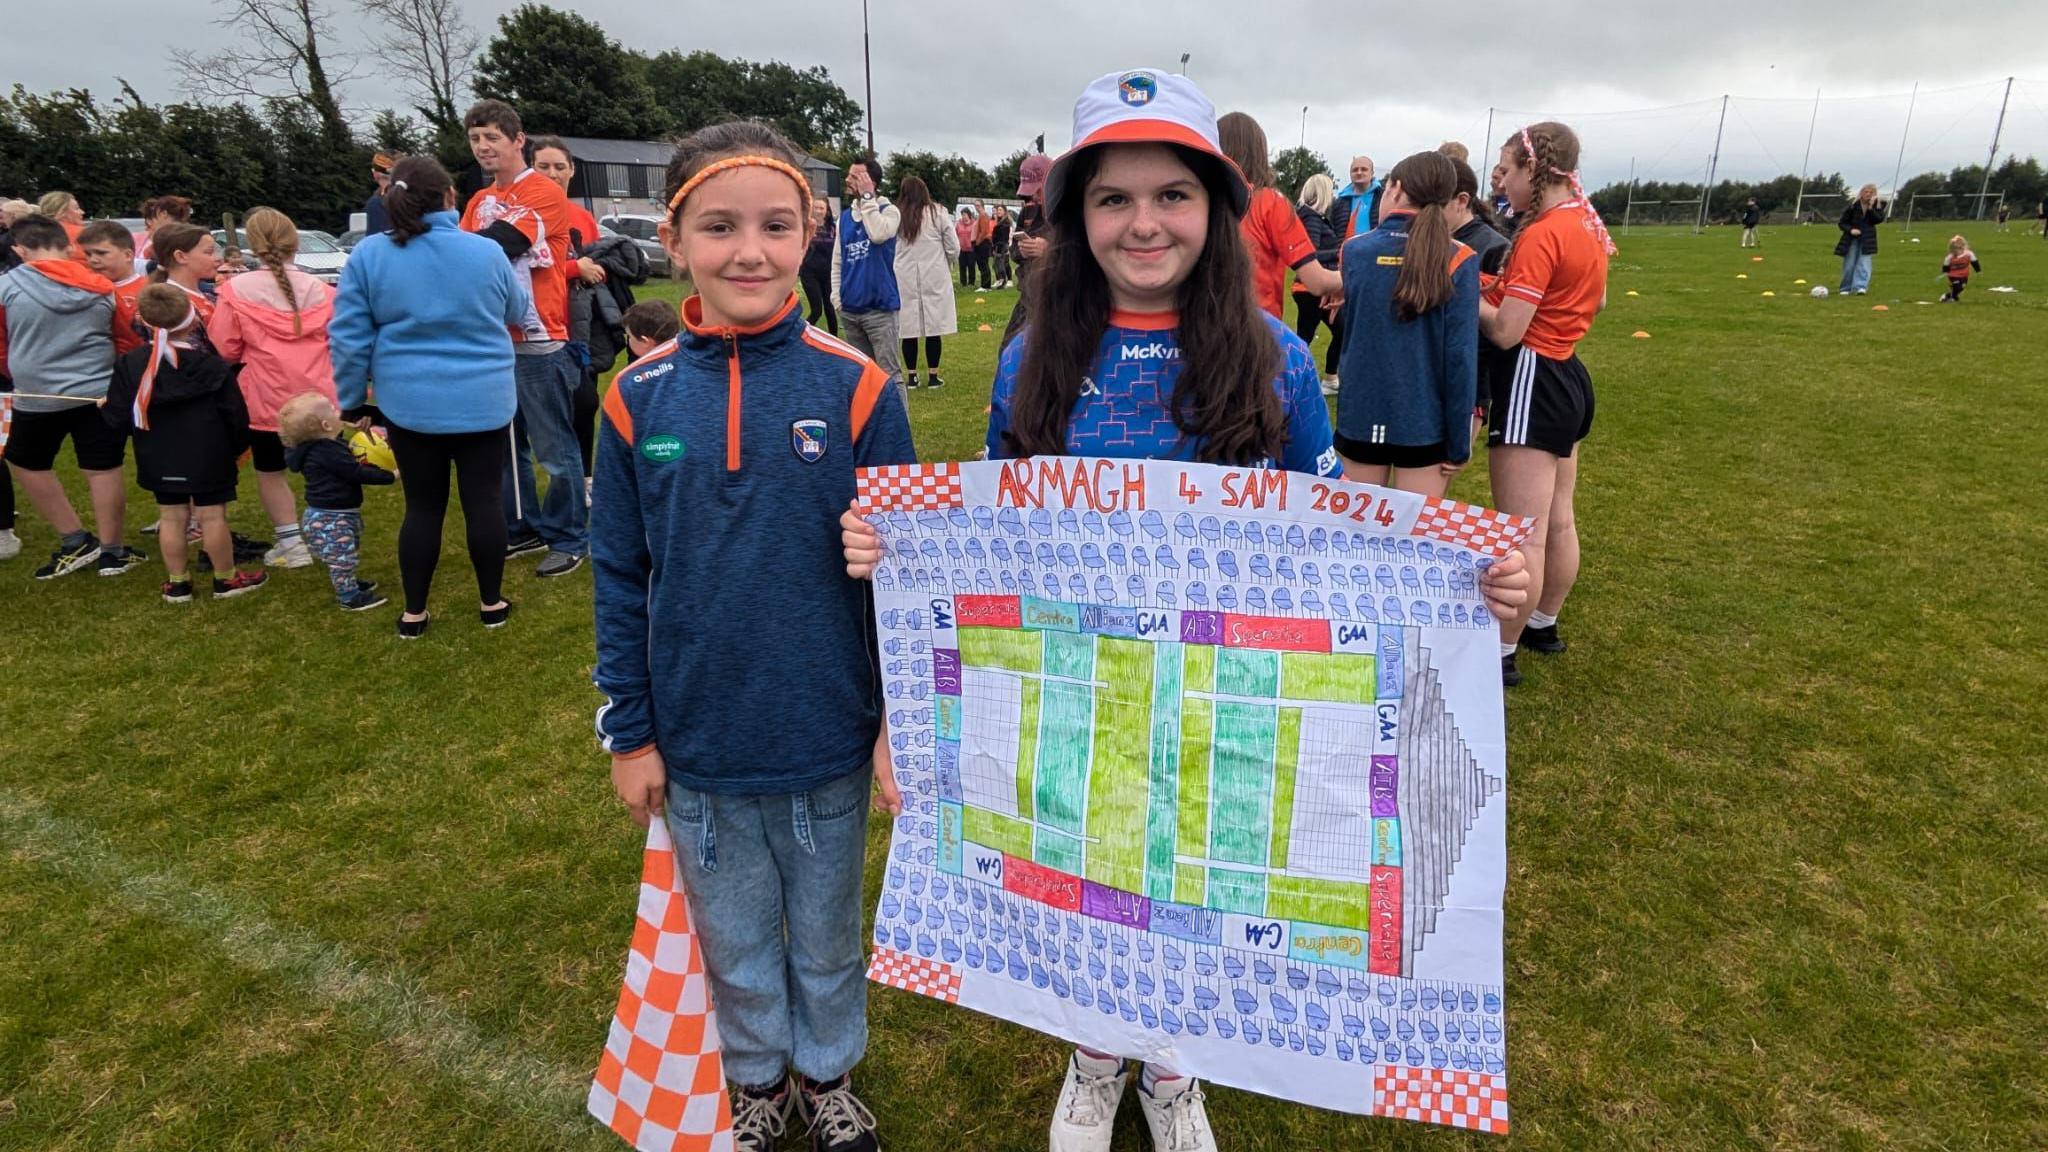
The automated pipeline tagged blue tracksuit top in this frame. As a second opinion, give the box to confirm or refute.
[1335,213,1480,462]
[591,293,917,795]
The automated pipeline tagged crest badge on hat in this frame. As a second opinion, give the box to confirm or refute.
[1118,72,1158,106]
[792,419,828,462]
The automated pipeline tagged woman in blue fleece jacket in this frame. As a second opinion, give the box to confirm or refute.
[328,157,531,637]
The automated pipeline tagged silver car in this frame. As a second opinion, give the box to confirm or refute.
[598,214,672,276]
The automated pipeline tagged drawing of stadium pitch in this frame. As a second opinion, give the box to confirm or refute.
[857,458,1529,1132]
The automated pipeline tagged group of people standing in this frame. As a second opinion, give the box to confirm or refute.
[0,98,668,634]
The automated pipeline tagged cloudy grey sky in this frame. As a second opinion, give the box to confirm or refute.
[11,0,2048,191]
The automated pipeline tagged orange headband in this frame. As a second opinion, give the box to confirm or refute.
[666,155,813,218]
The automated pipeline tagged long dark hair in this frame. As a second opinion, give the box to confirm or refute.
[1007,143,1284,466]
[385,156,454,247]
[1385,151,1458,322]
[1217,112,1275,190]
[897,175,936,244]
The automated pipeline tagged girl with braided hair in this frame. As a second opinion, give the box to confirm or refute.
[1479,121,1613,686]
[209,206,338,568]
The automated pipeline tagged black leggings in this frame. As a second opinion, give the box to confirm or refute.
[901,336,944,370]
[384,422,509,615]
[801,266,837,335]
[574,372,599,477]
[1293,292,1341,375]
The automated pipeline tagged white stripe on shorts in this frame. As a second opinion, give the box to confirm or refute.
[1507,345,1536,445]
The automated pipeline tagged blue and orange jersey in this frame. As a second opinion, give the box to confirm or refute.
[590,292,918,795]
[987,308,1340,477]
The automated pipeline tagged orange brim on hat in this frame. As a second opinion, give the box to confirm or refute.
[1045,119,1250,219]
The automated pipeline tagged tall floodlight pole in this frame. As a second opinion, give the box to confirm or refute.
[1888,82,1918,204]
[1481,107,1494,165]
[862,0,875,155]
[1793,87,1820,222]
[1179,53,1191,76]
[1974,77,2014,220]
[1698,94,1729,234]
[1623,156,1636,234]
[1300,105,1309,150]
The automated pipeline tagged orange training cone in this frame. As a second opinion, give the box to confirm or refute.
[588,819,735,1152]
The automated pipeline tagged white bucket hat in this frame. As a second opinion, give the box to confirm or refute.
[1043,69,1250,219]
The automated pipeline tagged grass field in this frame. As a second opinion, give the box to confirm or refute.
[2,223,2044,1151]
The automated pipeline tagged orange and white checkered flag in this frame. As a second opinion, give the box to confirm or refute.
[588,820,735,1152]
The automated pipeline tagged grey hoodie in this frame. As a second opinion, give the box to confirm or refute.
[0,262,116,413]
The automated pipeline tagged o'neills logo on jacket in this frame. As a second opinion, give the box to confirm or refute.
[1119,342,1179,362]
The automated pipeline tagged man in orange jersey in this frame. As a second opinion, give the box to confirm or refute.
[461,99,588,578]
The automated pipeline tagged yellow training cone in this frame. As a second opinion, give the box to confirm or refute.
[1625,289,1639,296]
[1737,273,1749,279]
[1761,291,1776,297]
[975,297,986,304]
[1631,330,1651,339]
[1794,279,1807,285]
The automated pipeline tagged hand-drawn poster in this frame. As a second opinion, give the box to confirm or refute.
[857,458,1530,1135]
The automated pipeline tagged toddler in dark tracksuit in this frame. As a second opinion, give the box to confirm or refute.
[279,392,394,611]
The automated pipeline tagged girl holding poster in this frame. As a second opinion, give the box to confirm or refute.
[841,69,1532,1152]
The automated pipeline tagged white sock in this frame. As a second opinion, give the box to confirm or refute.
[1074,1048,1122,1077]
[1139,1063,1186,1097]
[1528,610,1558,629]
[1499,642,1516,659]
[276,522,302,540]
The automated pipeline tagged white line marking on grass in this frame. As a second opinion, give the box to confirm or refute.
[0,790,598,1141]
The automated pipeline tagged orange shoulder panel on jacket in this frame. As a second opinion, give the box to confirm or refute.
[601,383,634,443]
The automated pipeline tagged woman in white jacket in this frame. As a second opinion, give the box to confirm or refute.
[890,175,959,388]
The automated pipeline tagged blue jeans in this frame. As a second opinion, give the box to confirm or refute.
[1839,248,1873,293]
[663,765,872,1088]
[504,349,588,556]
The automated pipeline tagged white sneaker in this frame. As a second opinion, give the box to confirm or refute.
[1136,1074,1217,1152]
[0,529,19,561]
[1050,1052,1128,1152]
[265,537,315,568]
[1320,374,1340,397]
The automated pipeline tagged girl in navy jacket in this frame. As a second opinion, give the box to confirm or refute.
[1334,151,1480,497]
[590,121,915,1152]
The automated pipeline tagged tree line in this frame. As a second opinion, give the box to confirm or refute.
[0,0,1027,230]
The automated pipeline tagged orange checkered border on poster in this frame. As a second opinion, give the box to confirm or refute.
[867,946,963,1003]
[588,821,736,1152]
[1410,497,1534,560]
[856,463,963,513]
[1371,1066,1509,1135]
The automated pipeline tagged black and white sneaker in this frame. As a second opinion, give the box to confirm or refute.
[161,578,194,604]
[731,1078,796,1152]
[798,1074,878,1152]
[34,537,101,580]
[1519,623,1567,654]
[480,602,513,629]
[98,545,149,576]
[904,371,920,390]
[505,533,548,559]
[1501,652,1522,687]
[535,551,584,578]
[926,373,947,389]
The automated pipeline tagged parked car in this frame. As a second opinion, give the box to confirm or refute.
[335,229,365,251]
[598,214,671,276]
[212,227,349,285]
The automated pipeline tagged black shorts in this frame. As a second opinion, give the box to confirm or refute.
[1332,435,1450,469]
[248,429,287,473]
[153,486,237,508]
[4,403,126,472]
[1488,346,1594,457]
